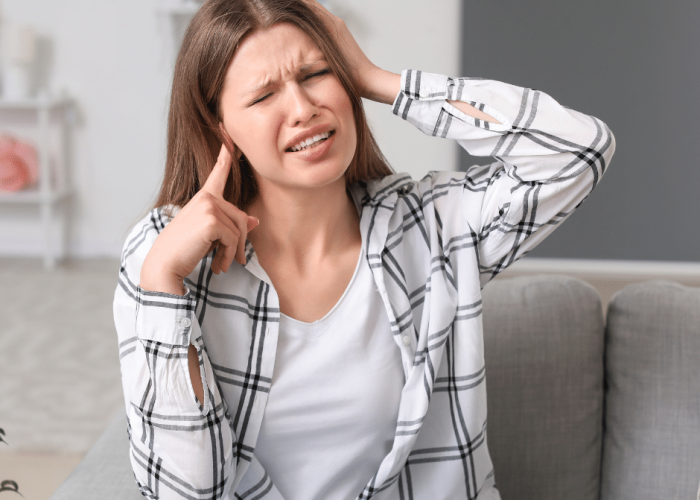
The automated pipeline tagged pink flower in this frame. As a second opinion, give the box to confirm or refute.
[0,135,39,192]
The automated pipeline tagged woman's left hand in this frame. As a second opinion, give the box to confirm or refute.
[303,0,400,104]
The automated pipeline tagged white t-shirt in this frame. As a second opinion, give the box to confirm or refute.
[254,248,405,500]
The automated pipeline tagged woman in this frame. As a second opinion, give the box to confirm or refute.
[114,0,615,498]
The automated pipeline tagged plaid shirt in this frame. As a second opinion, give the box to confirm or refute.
[115,70,615,499]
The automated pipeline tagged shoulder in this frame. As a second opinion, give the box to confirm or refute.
[359,171,466,200]
[358,172,472,240]
[119,206,180,279]
[414,170,471,196]
[122,206,178,252]
[359,171,469,205]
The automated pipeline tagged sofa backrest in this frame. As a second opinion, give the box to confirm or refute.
[601,280,700,500]
[482,275,605,500]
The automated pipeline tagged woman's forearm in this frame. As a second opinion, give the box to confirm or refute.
[361,66,400,104]
[362,66,499,125]
[449,99,500,124]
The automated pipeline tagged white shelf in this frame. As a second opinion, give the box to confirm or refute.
[0,96,74,268]
[0,188,71,204]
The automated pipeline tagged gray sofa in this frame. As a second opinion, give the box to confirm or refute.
[50,275,700,500]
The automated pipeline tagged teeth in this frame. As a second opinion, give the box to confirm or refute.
[290,131,331,152]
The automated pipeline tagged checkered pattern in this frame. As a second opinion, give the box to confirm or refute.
[114,70,614,499]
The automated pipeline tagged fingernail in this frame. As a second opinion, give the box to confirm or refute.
[247,216,259,231]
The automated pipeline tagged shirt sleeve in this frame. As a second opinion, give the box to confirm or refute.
[392,69,616,284]
[114,208,235,499]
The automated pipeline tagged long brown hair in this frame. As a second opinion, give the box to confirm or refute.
[155,0,393,210]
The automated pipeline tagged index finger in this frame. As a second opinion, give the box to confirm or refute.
[201,143,232,196]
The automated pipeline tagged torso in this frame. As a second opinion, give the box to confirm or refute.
[254,243,404,499]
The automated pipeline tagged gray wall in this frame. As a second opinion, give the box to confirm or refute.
[459,0,700,262]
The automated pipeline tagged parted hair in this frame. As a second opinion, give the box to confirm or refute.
[155,0,393,210]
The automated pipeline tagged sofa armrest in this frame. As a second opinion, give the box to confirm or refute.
[49,412,142,500]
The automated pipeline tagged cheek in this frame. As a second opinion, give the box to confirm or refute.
[343,104,358,154]
[333,91,357,150]
[225,115,278,158]
[338,92,354,119]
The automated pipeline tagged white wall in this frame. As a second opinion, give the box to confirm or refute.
[339,0,462,179]
[0,0,461,259]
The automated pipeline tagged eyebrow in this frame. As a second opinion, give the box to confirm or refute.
[243,61,326,96]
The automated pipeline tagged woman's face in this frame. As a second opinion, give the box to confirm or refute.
[219,23,357,197]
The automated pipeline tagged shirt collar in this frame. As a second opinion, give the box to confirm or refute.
[354,173,413,204]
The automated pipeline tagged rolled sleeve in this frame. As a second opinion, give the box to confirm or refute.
[393,69,615,283]
[135,286,196,346]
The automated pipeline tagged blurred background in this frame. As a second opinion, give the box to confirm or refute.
[0,0,697,498]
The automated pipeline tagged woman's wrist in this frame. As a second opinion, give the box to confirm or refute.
[140,275,186,296]
[140,257,187,296]
[360,66,401,105]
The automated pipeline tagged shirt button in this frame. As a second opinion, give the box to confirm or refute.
[178,317,192,328]
[419,89,428,98]
[402,335,411,346]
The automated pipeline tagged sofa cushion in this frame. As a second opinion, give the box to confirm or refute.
[601,281,700,500]
[49,412,142,500]
[482,275,605,500]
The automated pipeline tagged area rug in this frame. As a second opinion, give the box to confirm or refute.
[0,259,124,453]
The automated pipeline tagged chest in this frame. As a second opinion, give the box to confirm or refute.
[254,237,362,323]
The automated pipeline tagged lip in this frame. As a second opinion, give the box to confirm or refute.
[286,130,336,162]
[284,125,335,153]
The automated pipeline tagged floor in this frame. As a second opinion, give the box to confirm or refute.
[0,256,697,499]
[0,451,84,500]
[0,258,124,500]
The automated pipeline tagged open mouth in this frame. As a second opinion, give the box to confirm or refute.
[287,130,335,152]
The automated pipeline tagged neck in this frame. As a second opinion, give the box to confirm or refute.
[247,177,360,268]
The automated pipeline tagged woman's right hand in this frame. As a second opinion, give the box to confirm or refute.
[140,144,259,296]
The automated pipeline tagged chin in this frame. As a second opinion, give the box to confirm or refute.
[295,166,349,191]
[254,165,348,196]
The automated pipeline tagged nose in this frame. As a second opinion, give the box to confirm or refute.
[286,83,319,126]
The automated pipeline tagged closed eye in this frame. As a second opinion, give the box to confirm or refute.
[249,93,272,106]
[247,68,331,106]
[303,68,331,81]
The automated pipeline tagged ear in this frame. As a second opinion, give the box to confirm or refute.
[218,122,242,159]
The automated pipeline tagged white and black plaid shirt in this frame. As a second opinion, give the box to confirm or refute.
[115,70,615,499]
